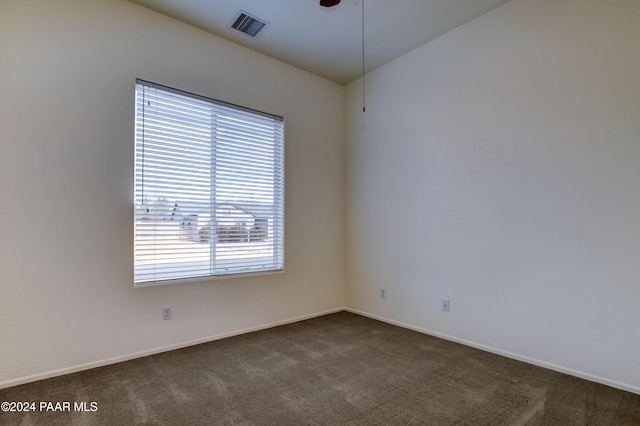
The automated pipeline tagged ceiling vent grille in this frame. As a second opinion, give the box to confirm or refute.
[230,11,268,37]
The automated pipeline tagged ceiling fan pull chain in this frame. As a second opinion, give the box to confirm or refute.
[362,0,366,112]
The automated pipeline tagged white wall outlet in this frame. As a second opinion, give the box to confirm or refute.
[442,299,450,312]
[162,306,172,320]
[380,288,387,299]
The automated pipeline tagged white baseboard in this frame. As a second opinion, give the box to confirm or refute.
[5,307,638,396]
[345,307,640,396]
[0,307,344,390]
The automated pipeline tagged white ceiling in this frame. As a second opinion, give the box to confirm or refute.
[129,0,512,84]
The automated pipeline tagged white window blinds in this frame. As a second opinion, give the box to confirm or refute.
[134,80,284,285]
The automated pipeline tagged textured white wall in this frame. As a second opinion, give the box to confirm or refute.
[345,0,640,392]
[0,0,344,386]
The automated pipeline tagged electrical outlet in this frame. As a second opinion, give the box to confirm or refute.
[442,299,450,312]
[380,288,387,299]
[162,306,172,320]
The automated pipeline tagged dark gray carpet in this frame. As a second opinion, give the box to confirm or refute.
[1,312,639,425]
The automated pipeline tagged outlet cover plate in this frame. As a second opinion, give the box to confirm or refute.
[162,306,172,320]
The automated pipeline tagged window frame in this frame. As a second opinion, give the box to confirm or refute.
[133,79,285,286]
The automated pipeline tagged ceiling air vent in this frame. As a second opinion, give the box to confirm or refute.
[230,11,269,37]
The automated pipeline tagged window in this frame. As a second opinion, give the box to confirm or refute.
[134,80,284,285]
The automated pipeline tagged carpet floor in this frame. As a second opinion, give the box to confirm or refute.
[1,312,639,425]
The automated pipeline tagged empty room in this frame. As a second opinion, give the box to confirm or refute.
[1,0,639,424]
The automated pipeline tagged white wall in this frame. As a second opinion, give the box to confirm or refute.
[0,0,344,387]
[346,0,640,393]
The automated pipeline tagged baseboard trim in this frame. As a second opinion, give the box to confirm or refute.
[345,307,640,396]
[0,307,345,390]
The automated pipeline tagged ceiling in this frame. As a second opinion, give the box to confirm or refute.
[129,0,512,84]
